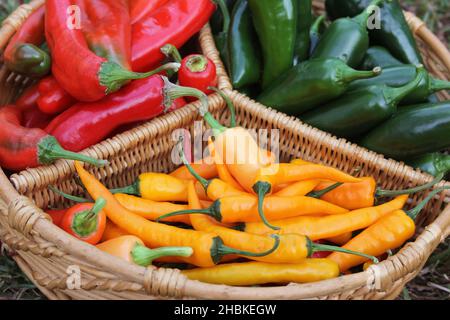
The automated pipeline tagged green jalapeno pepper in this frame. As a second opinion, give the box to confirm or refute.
[257,58,381,116]
[360,46,403,70]
[311,0,383,68]
[210,0,235,35]
[302,65,425,139]
[407,153,450,177]
[228,0,262,89]
[293,0,312,65]
[213,0,232,70]
[325,0,423,65]
[348,64,450,105]
[360,101,450,160]
[248,0,297,89]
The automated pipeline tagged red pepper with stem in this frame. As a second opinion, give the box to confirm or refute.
[162,44,218,98]
[0,105,107,171]
[60,197,107,245]
[45,0,163,102]
[37,76,76,115]
[45,70,196,152]
[131,0,217,72]
[4,6,50,78]
[130,0,170,24]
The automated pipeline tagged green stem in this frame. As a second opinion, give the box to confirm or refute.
[131,243,193,267]
[311,15,326,34]
[160,44,183,63]
[253,182,279,231]
[342,66,381,83]
[109,180,140,197]
[307,238,379,264]
[376,172,444,197]
[352,0,385,26]
[430,77,450,91]
[383,65,425,106]
[307,182,343,199]
[218,234,280,257]
[407,186,450,221]
[208,87,236,127]
[72,197,106,237]
[212,0,230,34]
[185,55,208,73]
[176,139,210,190]
[99,62,181,94]
[49,185,90,203]
[38,136,109,167]
[156,202,222,222]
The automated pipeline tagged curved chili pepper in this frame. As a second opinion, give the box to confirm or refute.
[130,0,170,24]
[45,0,163,102]
[257,58,381,116]
[46,69,188,152]
[131,0,216,72]
[170,158,218,181]
[407,153,450,177]
[0,105,107,171]
[178,54,218,98]
[213,0,231,69]
[4,6,50,77]
[183,259,339,286]
[60,197,107,245]
[37,76,76,115]
[312,0,383,67]
[302,65,425,139]
[293,0,313,65]
[361,46,403,70]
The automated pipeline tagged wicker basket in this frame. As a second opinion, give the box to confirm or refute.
[0,0,449,300]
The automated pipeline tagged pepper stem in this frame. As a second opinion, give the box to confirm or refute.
[185,55,208,73]
[162,77,227,134]
[156,202,222,222]
[407,186,450,221]
[307,238,379,264]
[160,44,182,63]
[208,86,236,127]
[49,185,90,203]
[72,198,106,237]
[110,180,140,197]
[307,183,343,199]
[99,62,181,94]
[38,136,109,167]
[430,77,450,92]
[376,172,444,197]
[342,67,381,83]
[353,0,385,26]
[311,15,326,34]
[218,234,280,257]
[176,139,210,190]
[253,182,279,231]
[212,0,231,34]
[383,65,425,106]
[131,243,193,267]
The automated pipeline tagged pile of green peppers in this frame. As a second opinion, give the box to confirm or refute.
[211,0,450,178]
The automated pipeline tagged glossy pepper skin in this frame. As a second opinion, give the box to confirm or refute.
[325,0,423,65]
[360,46,403,70]
[360,101,450,159]
[46,75,186,152]
[407,153,450,177]
[302,66,425,139]
[130,0,170,24]
[0,105,106,171]
[131,0,216,72]
[257,58,380,116]
[348,65,450,105]
[16,86,53,129]
[309,15,326,57]
[311,0,382,68]
[4,6,50,78]
[178,55,218,98]
[228,0,262,89]
[37,76,76,115]
[293,0,312,65]
[248,0,297,89]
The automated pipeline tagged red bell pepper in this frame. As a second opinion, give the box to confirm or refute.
[60,198,107,245]
[131,0,216,72]
[3,6,50,77]
[45,67,197,152]
[130,0,170,24]
[0,105,107,171]
[45,0,158,102]
[37,76,76,115]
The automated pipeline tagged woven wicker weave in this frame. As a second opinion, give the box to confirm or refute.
[0,0,449,300]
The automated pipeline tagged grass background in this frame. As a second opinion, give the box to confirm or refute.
[0,0,449,300]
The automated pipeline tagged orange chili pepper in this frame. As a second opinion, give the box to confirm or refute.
[102,219,128,242]
[169,156,218,181]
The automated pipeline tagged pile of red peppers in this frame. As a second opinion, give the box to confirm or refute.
[1,0,221,172]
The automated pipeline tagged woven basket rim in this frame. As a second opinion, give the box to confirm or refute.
[0,0,449,300]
